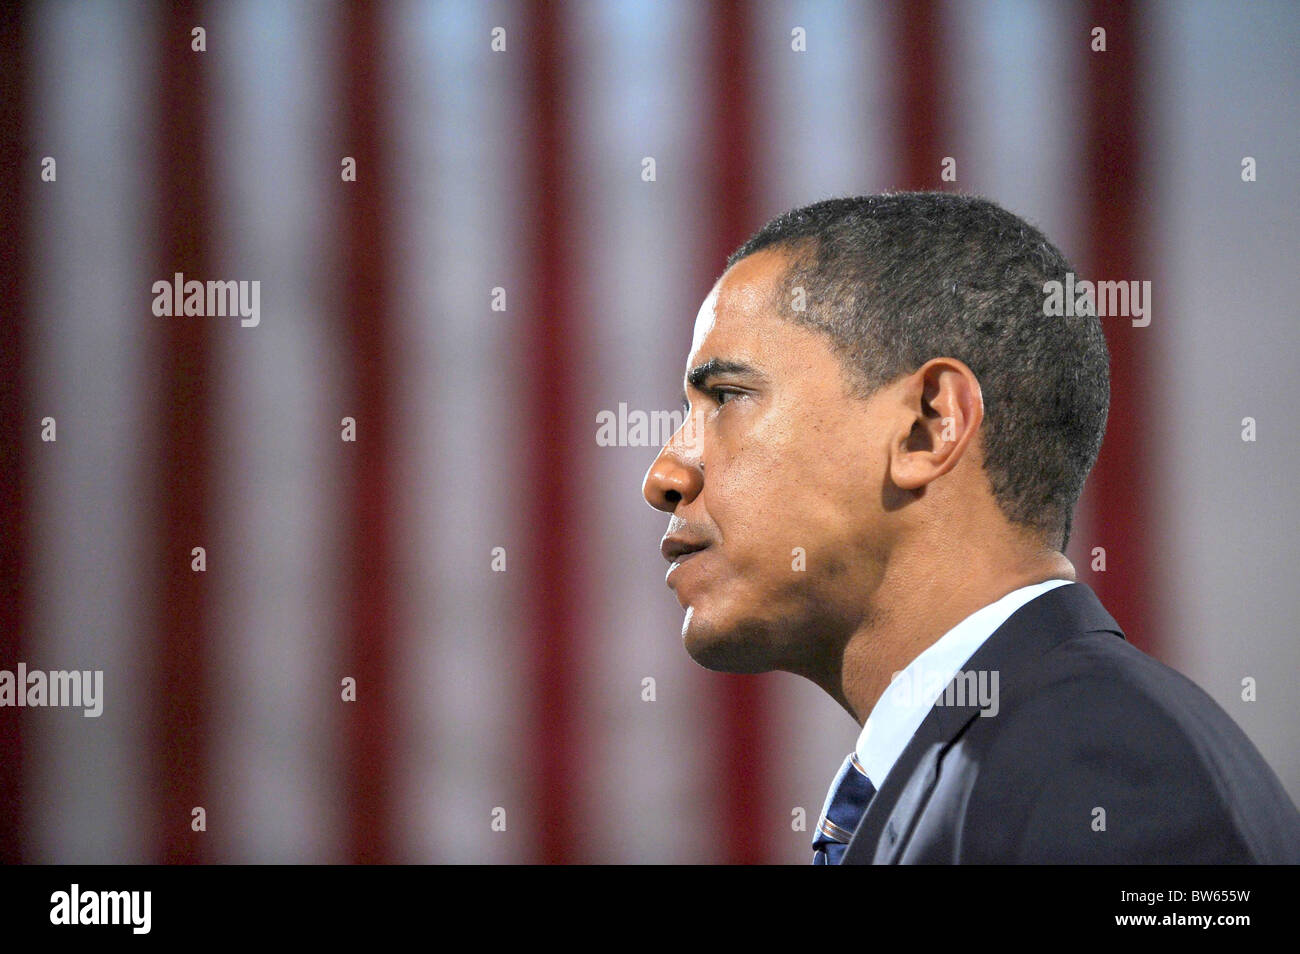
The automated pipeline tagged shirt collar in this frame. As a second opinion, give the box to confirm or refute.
[854,579,1074,788]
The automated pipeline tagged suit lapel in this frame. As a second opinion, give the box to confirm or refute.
[844,683,983,864]
[841,582,1124,864]
[860,705,981,863]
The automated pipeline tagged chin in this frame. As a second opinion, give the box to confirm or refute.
[680,605,784,674]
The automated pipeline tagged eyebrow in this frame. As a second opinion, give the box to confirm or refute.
[682,358,764,405]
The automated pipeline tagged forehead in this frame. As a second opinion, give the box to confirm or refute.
[688,249,790,368]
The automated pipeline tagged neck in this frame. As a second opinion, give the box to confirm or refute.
[814,536,1076,725]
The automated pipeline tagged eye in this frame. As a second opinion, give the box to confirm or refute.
[712,387,741,407]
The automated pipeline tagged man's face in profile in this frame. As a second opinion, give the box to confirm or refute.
[643,249,894,678]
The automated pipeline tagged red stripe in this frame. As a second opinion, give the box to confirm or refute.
[1079,1,1155,654]
[894,0,948,189]
[151,0,215,863]
[0,0,30,866]
[337,2,398,864]
[707,0,770,866]
[523,0,587,864]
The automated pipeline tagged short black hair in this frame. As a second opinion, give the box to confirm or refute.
[725,192,1109,550]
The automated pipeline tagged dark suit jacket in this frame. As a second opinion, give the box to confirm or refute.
[841,582,1300,863]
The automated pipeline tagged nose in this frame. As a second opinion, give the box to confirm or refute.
[642,429,703,513]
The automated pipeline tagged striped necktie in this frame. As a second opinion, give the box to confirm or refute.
[812,751,876,864]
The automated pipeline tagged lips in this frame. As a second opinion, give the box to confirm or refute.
[660,535,709,563]
[661,535,711,597]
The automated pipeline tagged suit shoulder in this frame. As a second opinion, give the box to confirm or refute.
[957,632,1300,863]
[984,630,1270,765]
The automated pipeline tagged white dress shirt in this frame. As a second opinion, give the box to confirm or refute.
[854,578,1074,790]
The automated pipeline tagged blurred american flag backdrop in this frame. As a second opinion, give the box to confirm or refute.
[2,0,1298,863]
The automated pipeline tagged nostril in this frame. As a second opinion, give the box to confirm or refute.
[664,489,681,505]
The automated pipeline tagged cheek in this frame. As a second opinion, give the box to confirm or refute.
[704,405,876,556]
[731,447,875,561]
[705,448,784,533]
[706,452,831,573]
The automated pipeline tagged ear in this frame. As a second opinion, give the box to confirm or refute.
[889,357,984,492]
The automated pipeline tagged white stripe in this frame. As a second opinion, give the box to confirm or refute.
[1148,0,1300,801]
[948,0,1084,257]
[389,0,532,863]
[205,0,344,861]
[755,0,893,204]
[573,0,719,863]
[26,0,155,862]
